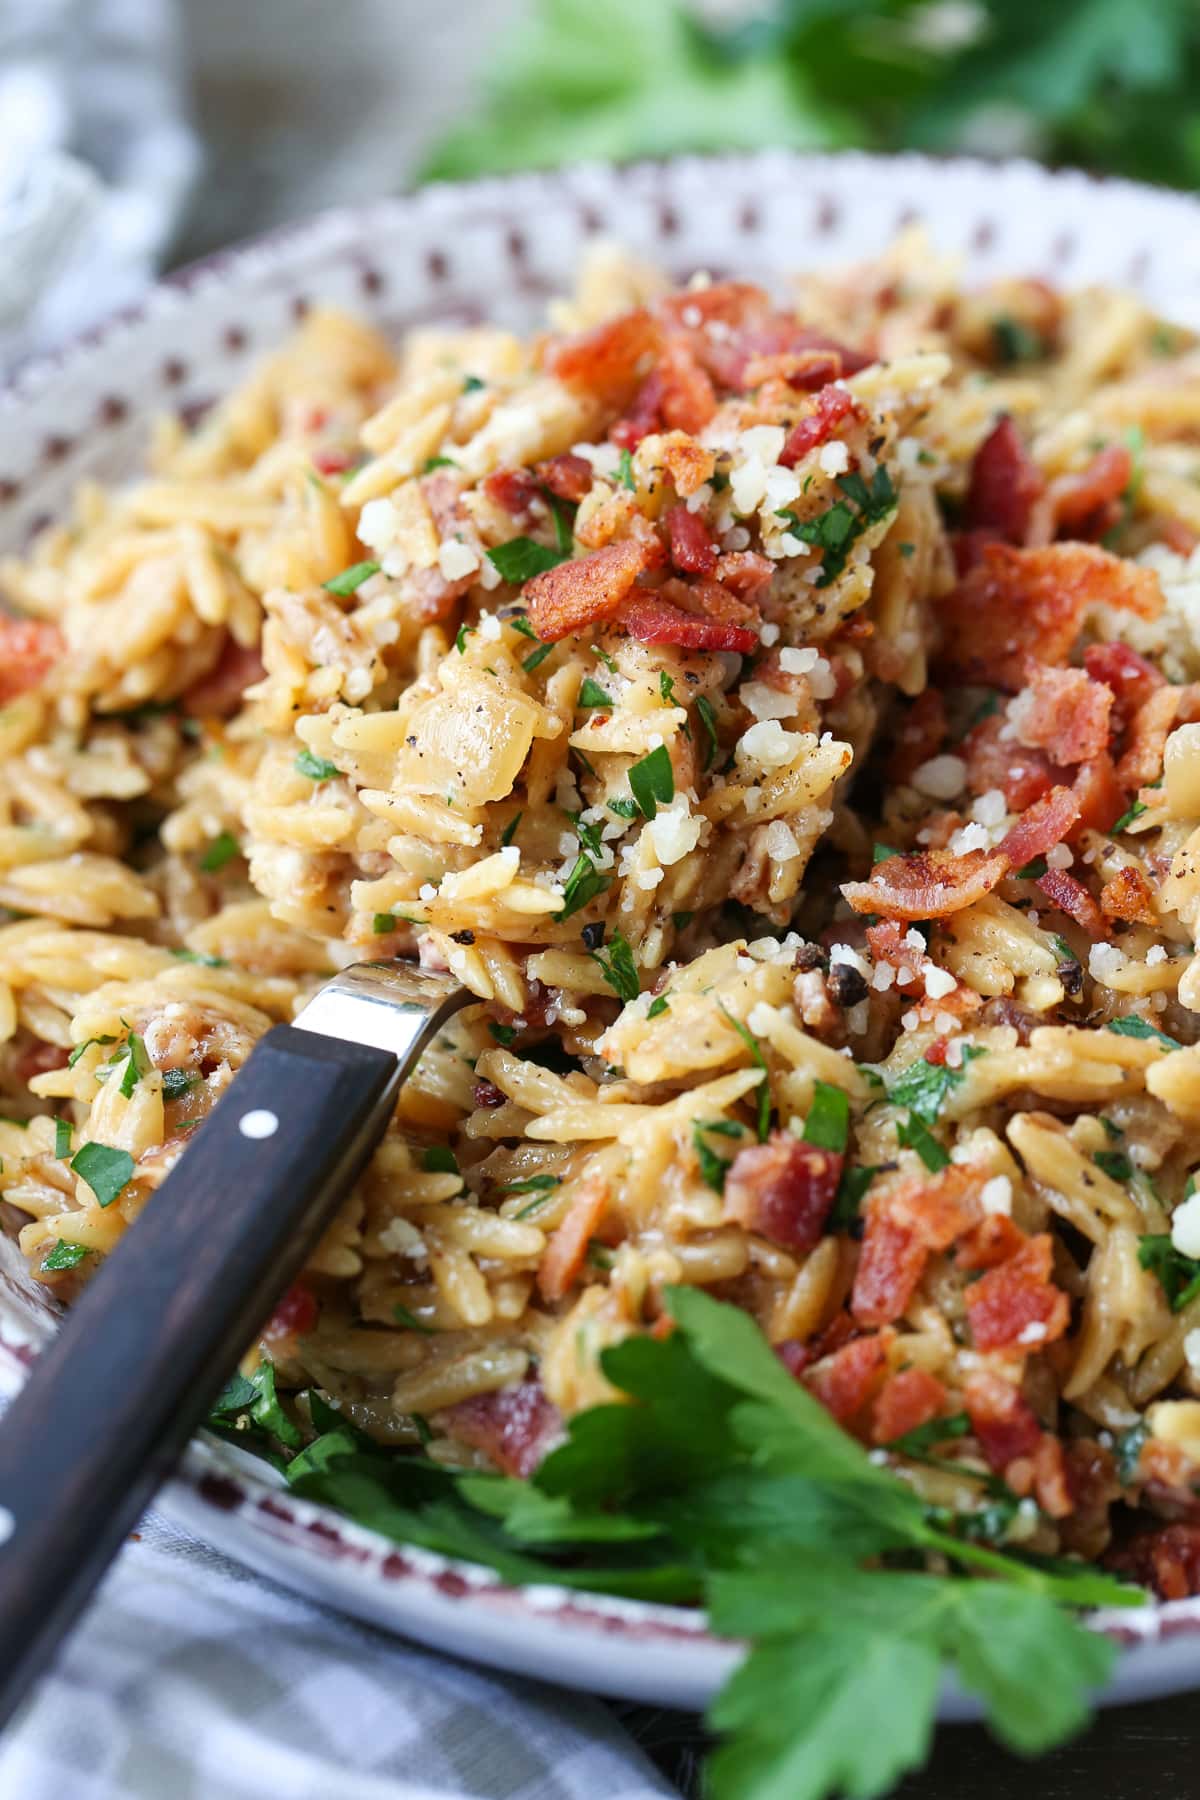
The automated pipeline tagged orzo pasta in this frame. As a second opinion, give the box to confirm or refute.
[8,231,1200,1599]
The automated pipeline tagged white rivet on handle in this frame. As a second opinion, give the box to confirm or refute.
[0,1505,14,1546]
[238,1109,279,1141]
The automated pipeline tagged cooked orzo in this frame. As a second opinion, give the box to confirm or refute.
[7,230,1200,1599]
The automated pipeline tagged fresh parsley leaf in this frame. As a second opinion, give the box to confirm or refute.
[423,455,458,472]
[888,1412,971,1456]
[897,1113,950,1172]
[659,670,677,706]
[489,1023,516,1046]
[578,677,613,709]
[54,1118,71,1159]
[323,560,380,595]
[1095,1149,1133,1182]
[1112,799,1148,832]
[43,1238,87,1271]
[200,831,240,874]
[627,744,675,819]
[1138,1233,1200,1312]
[373,912,397,934]
[70,1143,135,1209]
[647,994,669,1019]
[67,1034,116,1068]
[556,851,610,920]
[830,1164,875,1231]
[487,537,570,583]
[1106,1016,1181,1050]
[590,929,640,1005]
[462,374,485,393]
[592,643,619,674]
[872,843,899,864]
[1017,856,1047,879]
[778,467,898,588]
[500,811,522,847]
[501,1174,561,1195]
[616,448,636,491]
[208,1359,301,1449]
[718,1003,771,1141]
[693,1122,733,1193]
[421,1146,460,1176]
[169,948,229,968]
[522,642,554,674]
[394,1303,439,1334]
[117,1032,150,1100]
[162,1068,198,1102]
[455,622,475,654]
[295,749,341,781]
[991,315,1044,365]
[803,1081,849,1153]
[607,796,638,820]
[695,695,719,771]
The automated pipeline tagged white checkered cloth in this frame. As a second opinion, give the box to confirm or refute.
[0,1510,677,1800]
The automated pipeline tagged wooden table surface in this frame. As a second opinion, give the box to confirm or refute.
[172,5,1196,1789]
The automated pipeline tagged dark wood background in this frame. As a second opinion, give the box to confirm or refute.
[170,8,1193,1785]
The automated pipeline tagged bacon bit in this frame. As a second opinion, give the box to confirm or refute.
[742,348,845,391]
[1036,866,1107,938]
[1071,752,1125,835]
[535,453,594,504]
[889,1164,983,1249]
[657,433,716,497]
[937,542,1162,690]
[0,619,64,705]
[483,467,542,520]
[441,1376,563,1479]
[804,1334,888,1425]
[12,1038,70,1086]
[182,637,265,718]
[1116,684,1180,790]
[611,339,717,448]
[871,1367,947,1445]
[473,1078,504,1109]
[956,1213,1027,1271]
[853,1167,982,1328]
[1109,1523,1200,1601]
[666,503,718,576]
[546,307,662,403]
[1100,865,1157,925]
[964,1372,1042,1470]
[617,591,758,655]
[723,1131,843,1254]
[962,714,1056,810]
[866,919,925,972]
[1050,444,1132,541]
[714,550,776,602]
[262,1280,319,1345]
[964,415,1045,543]
[538,1179,608,1303]
[779,387,859,470]
[312,447,357,476]
[843,846,1009,920]
[997,785,1080,868]
[1083,641,1164,730]
[1033,1434,1075,1519]
[892,690,948,783]
[525,538,659,641]
[964,1233,1070,1352]
[1011,665,1113,766]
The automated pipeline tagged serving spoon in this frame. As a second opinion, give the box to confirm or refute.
[0,960,469,1730]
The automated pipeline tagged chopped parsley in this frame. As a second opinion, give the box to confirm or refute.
[590,929,640,1005]
[501,1174,561,1195]
[887,1047,984,1124]
[578,677,613,709]
[1138,1234,1200,1312]
[616,448,636,491]
[1106,1017,1181,1051]
[170,948,229,968]
[555,851,610,920]
[592,643,619,674]
[897,1114,950,1172]
[423,455,458,472]
[803,1081,850,1154]
[608,796,638,821]
[659,671,677,705]
[54,1119,71,1159]
[1094,1149,1133,1183]
[647,994,670,1020]
[421,1146,460,1175]
[200,831,240,874]
[393,1304,438,1334]
[693,1121,733,1193]
[489,1023,516,1046]
[718,1004,771,1141]
[373,912,397,934]
[522,642,554,674]
[323,560,380,596]
[992,315,1044,365]
[462,374,485,393]
[872,843,899,865]
[43,1239,88,1271]
[695,696,719,771]
[162,1068,199,1102]
[455,622,475,654]
[70,1143,135,1209]
[487,537,569,583]
[628,744,675,820]
[67,1034,116,1069]
[777,467,897,588]
[888,1411,971,1457]
[295,749,341,781]
[1111,799,1148,833]
[500,812,523,848]
[117,1033,151,1100]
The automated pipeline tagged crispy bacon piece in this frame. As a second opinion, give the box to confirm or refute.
[1036,866,1107,938]
[1100,866,1157,925]
[804,1334,888,1425]
[182,637,265,718]
[524,538,659,641]
[937,542,1162,690]
[1083,641,1163,730]
[997,785,1080,868]
[964,1233,1070,1352]
[483,467,541,520]
[617,591,758,655]
[1033,1435,1075,1519]
[1071,751,1124,835]
[853,1167,982,1327]
[666,503,718,577]
[843,846,1009,920]
[742,349,845,391]
[872,1367,947,1446]
[1010,665,1112,765]
[1116,684,1181,790]
[0,619,64,704]
[1109,1524,1200,1601]
[441,1376,563,1479]
[262,1280,319,1346]
[892,690,948,783]
[722,1131,843,1254]
[538,1178,608,1303]
[610,339,717,448]
[1050,444,1132,541]
[964,415,1045,543]
[536,453,594,504]
[546,307,662,403]
[779,386,859,470]
[964,1371,1042,1471]
[714,550,775,602]
[962,714,1056,810]
[956,1212,1027,1271]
